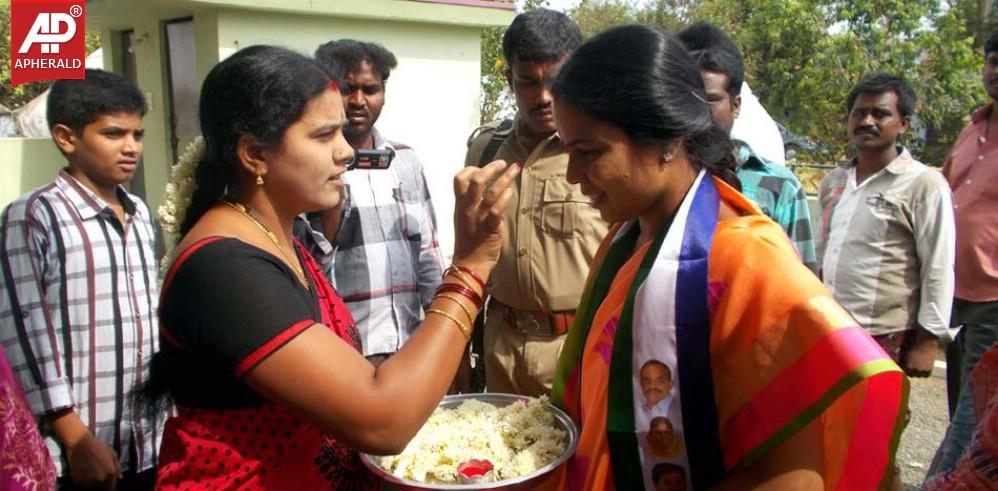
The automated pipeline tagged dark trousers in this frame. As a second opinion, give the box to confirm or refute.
[58,468,156,491]
[944,299,998,416]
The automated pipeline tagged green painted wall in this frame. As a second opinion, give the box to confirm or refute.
[0,139,65,207]
[128,21,173,215]
[0,136,173,210]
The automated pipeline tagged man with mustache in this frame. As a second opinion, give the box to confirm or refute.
[304,40,444,366]
[639,360,674,415]
[924,32,998,483]
[461,9,607,396]
[817,74,956,489]
[817,73,956,376]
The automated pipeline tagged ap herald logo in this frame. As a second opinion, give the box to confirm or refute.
[10,0,86,87]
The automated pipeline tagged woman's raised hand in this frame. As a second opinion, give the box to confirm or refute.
[451,160,520,279]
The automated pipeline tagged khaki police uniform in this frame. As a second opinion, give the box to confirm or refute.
[465,116,608,397]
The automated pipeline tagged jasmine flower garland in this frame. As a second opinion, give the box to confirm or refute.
[157,136,205,271]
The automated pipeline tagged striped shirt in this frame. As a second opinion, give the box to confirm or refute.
[0,170,165,475]
[297,129,444,357]
[817,147,957,340]
[734,140,817,271]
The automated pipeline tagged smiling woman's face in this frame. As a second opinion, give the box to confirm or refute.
[555,98,669,224]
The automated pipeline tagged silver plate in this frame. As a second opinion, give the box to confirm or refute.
[360,393,580,490]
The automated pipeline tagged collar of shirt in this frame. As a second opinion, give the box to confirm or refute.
[295,214,334,256]
[970,104,993,125]
[841,146,919,178]
[733,139,771,172]
[511,113,561,160]
[55,169,137,220]
[370,127,391,150]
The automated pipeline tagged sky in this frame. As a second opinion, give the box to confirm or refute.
[524,0,582,12]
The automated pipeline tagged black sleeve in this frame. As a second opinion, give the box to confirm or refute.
[160,238,319,376]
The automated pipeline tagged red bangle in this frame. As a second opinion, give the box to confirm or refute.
[436,283,483,310]
[445,265,486,291]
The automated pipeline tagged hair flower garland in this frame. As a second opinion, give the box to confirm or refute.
[157,136,205,270]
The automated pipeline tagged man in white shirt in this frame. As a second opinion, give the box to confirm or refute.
[817,73,955,379]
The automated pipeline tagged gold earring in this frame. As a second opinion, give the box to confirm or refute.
[256,173,264,185]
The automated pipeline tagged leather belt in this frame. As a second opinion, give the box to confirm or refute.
[490,300,573,336]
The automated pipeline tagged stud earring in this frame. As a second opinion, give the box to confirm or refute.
[256,173,264,185]
[663,153,675,162]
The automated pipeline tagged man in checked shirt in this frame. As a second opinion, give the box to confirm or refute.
[0,70,165,490]
[299,40,445,367]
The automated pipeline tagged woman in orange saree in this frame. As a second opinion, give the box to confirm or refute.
[549,25,907,490]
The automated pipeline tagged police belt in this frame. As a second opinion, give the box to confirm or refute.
[489,300,573,336]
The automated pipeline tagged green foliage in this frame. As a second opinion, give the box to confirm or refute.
[952,0,997,48]
[477,0,986,165]
[570,0,694,37]
[479,25,509,124]
[571,0,642,37]
[0,0,101,109]
[479,0,551,124]
[702,0,983,164]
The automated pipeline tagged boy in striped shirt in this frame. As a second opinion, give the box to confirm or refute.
[1,69,165,490]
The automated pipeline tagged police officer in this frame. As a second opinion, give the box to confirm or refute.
[463,9,607,397]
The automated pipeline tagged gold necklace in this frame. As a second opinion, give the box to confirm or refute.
[222,201,309,287]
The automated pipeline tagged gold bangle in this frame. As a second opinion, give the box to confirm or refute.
[435,293,475,324]
[445,268,476,291]
[427,308,471,341]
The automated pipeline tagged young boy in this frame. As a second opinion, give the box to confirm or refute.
[0,69,165,490]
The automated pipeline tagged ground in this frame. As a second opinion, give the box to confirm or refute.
[898,373,950,489]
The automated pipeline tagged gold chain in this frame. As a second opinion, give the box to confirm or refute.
[222,201,309,287]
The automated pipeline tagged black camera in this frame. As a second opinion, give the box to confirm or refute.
[346,148,395,170]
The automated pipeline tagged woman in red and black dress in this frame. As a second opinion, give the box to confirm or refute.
[146,46,519,490]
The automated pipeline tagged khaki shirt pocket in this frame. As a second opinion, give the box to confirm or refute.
[540,178,589,238]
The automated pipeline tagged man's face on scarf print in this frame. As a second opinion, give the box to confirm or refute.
[640,360,673,408]
[655,470,687,491]
[648,417,677,446]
